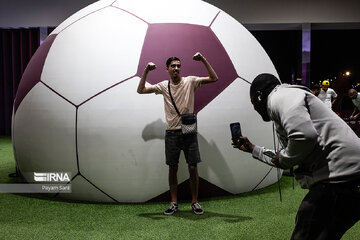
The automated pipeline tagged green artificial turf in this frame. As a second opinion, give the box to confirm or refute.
[0,136,359,239]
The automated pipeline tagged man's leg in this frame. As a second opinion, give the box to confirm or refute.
[164,130,181,215]
[169,164,178,203]
[183,134,203,215]
[291,182,360,240]
[165,130,181,203]
[291,184,334,240]
[164,164,179,215]
[188,164,199,204]
[324,182,360,239]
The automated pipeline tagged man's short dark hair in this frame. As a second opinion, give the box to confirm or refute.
[312,84,320,90]
[250,73,281,99]
[348,88,357,94]
[166,57,181,68]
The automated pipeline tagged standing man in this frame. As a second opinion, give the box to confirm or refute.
[137,52,218,215]
[234,73,360,239]
[348,88,360,120]
[317,80,337,109]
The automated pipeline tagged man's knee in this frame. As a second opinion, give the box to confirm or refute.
[188,164,198,174]
[169,164,178,173]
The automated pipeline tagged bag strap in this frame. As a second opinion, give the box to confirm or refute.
[168,81,181,117]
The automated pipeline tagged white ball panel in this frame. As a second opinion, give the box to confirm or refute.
[51,0,114,35]
[11,108,17,165]
[211,12,279,82]
[13,83,77,182]
[112,0,219,26]
[77,78,190,202]
[198,79,280,193]
[252,168,280,191]
[42,7,148,105]
[58,175,116,202]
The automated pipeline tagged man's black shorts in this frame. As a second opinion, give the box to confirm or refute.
[165,129,201,166]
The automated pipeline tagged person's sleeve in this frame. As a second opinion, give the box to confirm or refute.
[252,145,277,167]
[148,82,163,95]
[270,91,318,169]
[331,89,337,98]
[190,76,203,89]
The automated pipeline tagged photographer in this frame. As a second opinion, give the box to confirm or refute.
[233,73,360,240]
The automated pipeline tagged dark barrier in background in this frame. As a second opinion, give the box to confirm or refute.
[0,28,39,136]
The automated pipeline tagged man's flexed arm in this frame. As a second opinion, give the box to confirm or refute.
[193,52,218,84]
[137,62,157,94]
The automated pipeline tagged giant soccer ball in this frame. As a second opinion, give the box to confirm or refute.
[12,0,280,202]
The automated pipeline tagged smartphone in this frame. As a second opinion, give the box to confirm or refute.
[230,122,242,144]
[263,151,276,158]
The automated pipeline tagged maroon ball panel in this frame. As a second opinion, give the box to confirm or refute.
[136,23,238,113]
[14,34,57,114]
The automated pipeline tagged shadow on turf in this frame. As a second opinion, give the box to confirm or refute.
[138,211,252,223]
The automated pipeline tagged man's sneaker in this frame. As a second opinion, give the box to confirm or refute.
[164,202,178,215]
[191,202,204,215]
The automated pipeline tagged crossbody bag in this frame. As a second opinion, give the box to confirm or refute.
[168,81,197,135]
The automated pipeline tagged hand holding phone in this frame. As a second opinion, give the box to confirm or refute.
[230,122,242,145]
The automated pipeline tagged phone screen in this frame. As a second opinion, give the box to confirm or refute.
[230,122,242,144]
[264,151,276,158]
